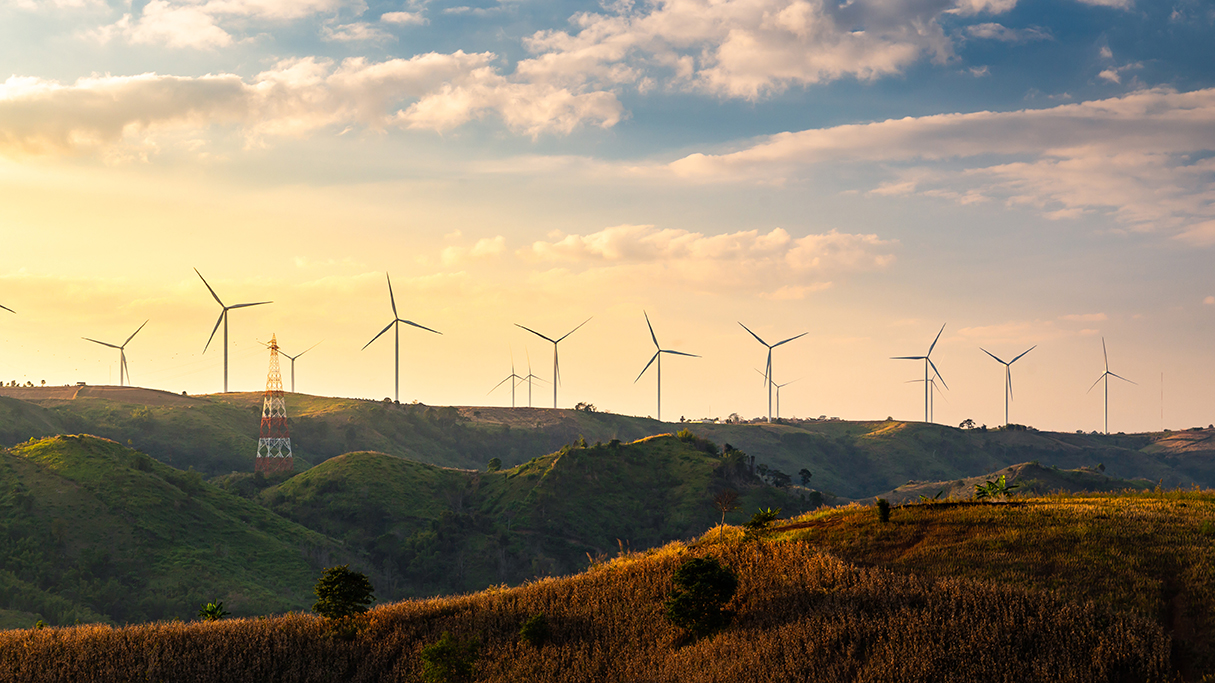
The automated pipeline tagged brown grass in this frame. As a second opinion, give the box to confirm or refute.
[0,535,1170,683]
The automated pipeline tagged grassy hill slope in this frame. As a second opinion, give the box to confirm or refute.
[1,494,1196,682]
[259,433,816,599]
[869,461,1154,503]
[0,435,344,625]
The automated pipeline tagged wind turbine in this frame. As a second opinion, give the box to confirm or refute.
[634,312,698,422]
[980,345,1036,426]
[754,369,798,421]
[520,349,548,408]
[739,323,806,423]
[515,318,591,409]
[892,323,949,423]
[489,351,524,408]
[362,273,441,403]
[1088,337,1135,434]
[197,268,272,393]
[278,341,320,394]
[83,320,147,387]
[905,371,947,423]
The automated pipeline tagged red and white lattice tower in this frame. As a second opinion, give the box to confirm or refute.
[256,334,293,474]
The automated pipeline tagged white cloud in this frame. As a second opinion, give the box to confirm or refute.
[1075,0,1132,8]
[91,0,355,48]
[0,54,624,156]
[381,10,427,25]
[965,22,1050,42]
[441,236,507,265]
[516,0,967,101]
[518,224,895,297]
[660,87,1215,240]
[949,0,1018,14]
[322,22,394,42]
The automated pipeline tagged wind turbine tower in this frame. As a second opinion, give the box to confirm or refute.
[490,351,524,408]
[278,341,320,394]
[363,273,441,403]
[739,323,806,423]
[980,346,1036,426]
[197,269,271,393]
[892,324,949,423]
[635,312,698,422]
[755,369,798,421]
[515,318,591,409]
[83,320,147,387]
[520,350,548,408]
[256,334,293,474]
[1088,337,1135,434]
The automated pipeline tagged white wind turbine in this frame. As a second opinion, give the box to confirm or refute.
[278,341,320,394]
[739,322,807,423]
[634,312,698,422]
[1088,337,1135,434]
[515,318,591,409]
[520,349,548,408]
[197,268,272,393]
[754,369,798,421]
[904,371,947,423]
[83,320,148,387]
[892,323,949,423]
[363,273,441,403]
[981,345,1036,426]
[489,350,524,408]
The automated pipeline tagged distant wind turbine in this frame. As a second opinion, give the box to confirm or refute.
[83,320,148,387]
[363,273,441,403]
[489,350,524,408]
[754,369,798,421]
[980,345,1036,426]
[515,319,591,409]
[520,349,548,408]
[634,312,698,422]
[278,341,320,394]
[1087,337,1135,434]
[196,268,272,393]
[892,323,949,423]
[739,323,806,423]
[905,371,947,423]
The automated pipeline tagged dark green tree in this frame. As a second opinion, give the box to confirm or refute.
[421,631,479,683]
[197,600,229,621]
[798,468,812,486]
[663,557,738,638]
[487,457,501,472]
[312,565,374,619]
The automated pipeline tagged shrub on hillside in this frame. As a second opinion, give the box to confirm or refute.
[744,507,781,540]
[663,557,738,638]
[312,565,374,619]
[197,600,228,622]
[518,613,549,647]
[421,631,479,683]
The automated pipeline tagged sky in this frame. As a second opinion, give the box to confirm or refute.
[0,0,1212,434]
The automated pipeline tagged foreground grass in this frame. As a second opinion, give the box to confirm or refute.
[0,525,1171,683]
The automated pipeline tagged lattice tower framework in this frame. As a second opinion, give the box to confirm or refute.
[256,334,293,473]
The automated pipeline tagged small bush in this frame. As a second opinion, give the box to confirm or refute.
[486,457,501,472]
[420,631,479,683]
[519,613,549,647]
[663,557,738,638]
[744,507,781,540]
[312,565,374,619]
[877,498,891,523]
[197,600,229,621]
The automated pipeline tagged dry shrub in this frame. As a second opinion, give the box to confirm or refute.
[0,539,1170,683]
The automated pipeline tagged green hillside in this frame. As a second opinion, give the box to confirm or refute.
[869,460,1154,504]
[0,435,344,625]
[5,492,1203,682]
[259,433,815,599]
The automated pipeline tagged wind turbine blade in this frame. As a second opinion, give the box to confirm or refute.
[362,320,395,350]
[555,348,561,386]
[980,348,1007,365]
[124,320,149,347]
[122,355,129,385]
[0,304,14,314]
[1007,367,1014,401]
[82,337,121,350]
[927,323,946,356]
[228,301,271,310]
[927,358,948,390]
[400,319,442,335]
[772,331,808,347]
[298,341,321,357]
[515,324,556,344]
[203,311,225,353]
[891,356,926,360]
[489,375,514,393]
[1109,372,1137,385]
[386,273,398,318]
[634,352,659,383]
[738,322,769,347]
[661,350,700,358]
[556,317,592,343]
[1086,373,1107,394]
[194,268,225,307]
[1102,337,1108,371]
[643,311,659,349]
[1010,345,1036,364]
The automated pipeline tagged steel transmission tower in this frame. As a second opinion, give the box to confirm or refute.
[256,334,293,474]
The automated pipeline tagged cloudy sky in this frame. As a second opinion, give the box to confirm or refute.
[0,0,1212,433]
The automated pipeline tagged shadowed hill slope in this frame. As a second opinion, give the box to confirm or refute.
[0,497,1188,682]
[868,461,1154,504]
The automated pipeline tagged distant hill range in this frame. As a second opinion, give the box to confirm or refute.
[1,385,1213,498]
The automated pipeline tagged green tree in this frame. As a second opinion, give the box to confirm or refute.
[486,457,501,472]
[798,468,812,486]
[198,600,229,621]
[421,631,479,683]
[518,613,549,647]
[663,557,738,638]
[744,507,781,540]
[975,474,1019,500]
[312,565,374,619]
[711,489,740,540]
